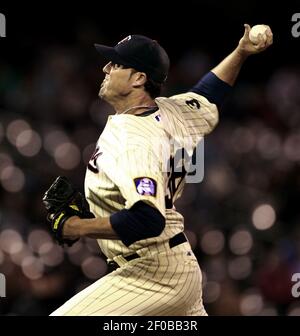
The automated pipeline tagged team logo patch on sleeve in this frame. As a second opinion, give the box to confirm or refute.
[134,177,157,196]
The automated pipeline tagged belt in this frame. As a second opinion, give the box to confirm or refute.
[108,232,187,268]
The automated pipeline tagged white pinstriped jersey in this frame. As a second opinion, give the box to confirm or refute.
[51,92,218,316]
[84,92,218,261]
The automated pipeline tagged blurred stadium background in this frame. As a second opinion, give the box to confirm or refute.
[0,1,300,315]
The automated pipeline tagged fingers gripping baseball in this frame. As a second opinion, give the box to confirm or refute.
[238,23,273,56]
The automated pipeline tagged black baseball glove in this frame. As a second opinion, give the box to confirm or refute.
[42,176,94,246]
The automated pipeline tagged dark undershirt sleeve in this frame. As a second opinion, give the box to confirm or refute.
[110,201,165,247]
[189,71,232,108]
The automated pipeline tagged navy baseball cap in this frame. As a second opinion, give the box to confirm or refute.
[94,35,170,84]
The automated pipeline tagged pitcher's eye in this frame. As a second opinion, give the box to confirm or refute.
[111,63,122,69]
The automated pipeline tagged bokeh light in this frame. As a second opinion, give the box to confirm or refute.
[0,153,13,173]
[0,165,25,192]
[228,256,252,280]
[259,304,278,316]
[230,127,256,154]
[0,229,23,254]
[67,241,91,266]
[203,281,221,304]
[240,290,264,316]
[252,204,276,230]
[27,229,53,254]
[21,256,44,280]
[81,256,107,279]
[205,165,236,196]
[257,130,281,160]
[54,142,81,170]
[10,245,34,266]
[43,129,70,155]
[287,303,300,316]
[200,230,225,255]
[84,237,102,254]
[229,230,253,255]
[39,244,64,267]
[16,129,42,157]
[283,134,300,161]
[6,119,31,146]
[204,258,227,282]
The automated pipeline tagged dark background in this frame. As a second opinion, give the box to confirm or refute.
[0,0,300,316]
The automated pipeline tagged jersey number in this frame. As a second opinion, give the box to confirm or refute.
[185,98,200,109]
[165,148,188,209]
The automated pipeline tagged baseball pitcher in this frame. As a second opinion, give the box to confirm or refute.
[43,24,273,315]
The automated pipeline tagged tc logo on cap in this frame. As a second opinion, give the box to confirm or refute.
[118,35,132,45]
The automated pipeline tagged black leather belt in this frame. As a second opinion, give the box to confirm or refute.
[108,232,187,268]
[169,231,187,248]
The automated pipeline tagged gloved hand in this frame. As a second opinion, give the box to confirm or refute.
[42,176,94,246]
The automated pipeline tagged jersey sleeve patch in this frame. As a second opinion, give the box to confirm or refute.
[134,177,157,196]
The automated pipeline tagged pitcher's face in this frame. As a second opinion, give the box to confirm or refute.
[99,62,134,101]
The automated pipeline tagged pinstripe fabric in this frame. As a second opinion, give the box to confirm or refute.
[51,92,217,316]
[50,245,206,316]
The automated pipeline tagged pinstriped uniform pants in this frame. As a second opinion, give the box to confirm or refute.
[50,245,207,316]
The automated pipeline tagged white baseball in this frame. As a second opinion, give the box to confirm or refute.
[249,24,269,44]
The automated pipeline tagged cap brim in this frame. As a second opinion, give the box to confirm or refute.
[94,44,131,67]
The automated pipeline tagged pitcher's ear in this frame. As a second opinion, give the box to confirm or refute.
[132,72,147,88]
